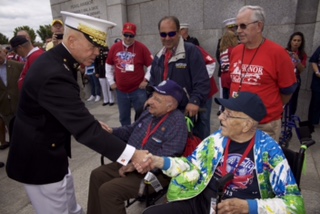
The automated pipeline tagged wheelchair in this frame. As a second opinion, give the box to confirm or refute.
[279,104,314,148]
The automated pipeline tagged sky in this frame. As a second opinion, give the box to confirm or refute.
[0,0,53,42]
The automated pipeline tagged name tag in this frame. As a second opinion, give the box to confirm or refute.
[125,64,134,72]
[175,63,187,69]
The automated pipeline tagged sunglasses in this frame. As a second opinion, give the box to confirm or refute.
[238,21,259,30]
[159,31,177,38]
[123,34,135,38]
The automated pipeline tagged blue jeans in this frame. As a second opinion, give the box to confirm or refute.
[308,90,320,125]
[88,75,101,96]
[289,76,301,117]
[116,89,147,126]
[193,98,212,140]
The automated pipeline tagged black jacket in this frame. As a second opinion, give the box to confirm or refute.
[6,44,127,184]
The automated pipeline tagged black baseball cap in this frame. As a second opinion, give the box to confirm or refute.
[214,92,267,122]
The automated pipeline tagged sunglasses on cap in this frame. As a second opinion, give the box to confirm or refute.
[160,31,177,38]
[238,21,259,30]
[123,34,135,38]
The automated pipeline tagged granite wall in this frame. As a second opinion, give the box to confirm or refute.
[49,0,320,120]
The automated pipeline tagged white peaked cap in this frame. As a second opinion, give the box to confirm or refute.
[61,11,117,47]
[180,23,189,29]
[223,18,237,28]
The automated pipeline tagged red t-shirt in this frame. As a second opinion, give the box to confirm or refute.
[18,48,44,90]
[106,41,153,93]
[229,39,296,124]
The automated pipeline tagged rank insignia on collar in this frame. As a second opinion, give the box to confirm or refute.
[63,63,70,71]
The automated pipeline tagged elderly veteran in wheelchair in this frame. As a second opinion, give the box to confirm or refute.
[139,91,305,214]
[87,80,188,214]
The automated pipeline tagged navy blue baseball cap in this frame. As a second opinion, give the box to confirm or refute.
[214,92,267,122]
[9,35,28,49]
[147,80,188,109]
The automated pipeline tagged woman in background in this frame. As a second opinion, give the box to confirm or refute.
[285,32,307,118]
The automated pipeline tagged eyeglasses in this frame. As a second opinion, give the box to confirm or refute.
[159,31,177,38]
[238,21,259,30]
[221,110,249,120]
[123,34,135,38]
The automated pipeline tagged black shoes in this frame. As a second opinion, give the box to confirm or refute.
[0,142,10,150]
[102,102,115,106]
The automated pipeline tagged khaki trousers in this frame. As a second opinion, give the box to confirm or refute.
[257,119,282,142]
[87,162,170,214]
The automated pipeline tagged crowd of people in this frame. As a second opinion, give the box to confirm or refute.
[0,3,318,214]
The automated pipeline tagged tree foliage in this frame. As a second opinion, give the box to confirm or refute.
[13,26,37,44]
[37,25,52,43]
[0,33,9,44]
[5,24,52,44]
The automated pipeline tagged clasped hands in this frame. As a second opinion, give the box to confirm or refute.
[131,151,165,174]
[118,151,160,175]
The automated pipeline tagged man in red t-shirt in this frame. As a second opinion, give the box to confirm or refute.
[106,23,153,126]
[229,5,296,141]
[9,35,44,90]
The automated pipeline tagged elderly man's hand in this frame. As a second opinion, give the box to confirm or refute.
[139,80,148,89]
[217,198,249,214]
[131,150,152,174]
[118,163,135,177]
[185,103,199,118]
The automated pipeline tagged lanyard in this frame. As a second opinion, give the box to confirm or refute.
[236,39,264,96]
[141,113,171,148]
[163,50,172,80]
[221,135,255,177]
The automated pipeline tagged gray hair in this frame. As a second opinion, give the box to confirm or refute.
[238,5,266,23]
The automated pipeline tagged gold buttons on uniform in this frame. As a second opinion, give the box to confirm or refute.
[51,143,56,148]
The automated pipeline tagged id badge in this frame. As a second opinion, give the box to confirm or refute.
[232,91,238,98]
[125,64,134,72]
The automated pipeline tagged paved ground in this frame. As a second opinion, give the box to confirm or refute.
[0,89,319,214]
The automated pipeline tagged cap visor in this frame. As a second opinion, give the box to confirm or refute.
[214,97,241,112]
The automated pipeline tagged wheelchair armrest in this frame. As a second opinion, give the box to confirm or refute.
[301,139,316,149]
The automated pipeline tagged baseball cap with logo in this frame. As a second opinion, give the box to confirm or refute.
[147,80,188,110]
[61,11,117,48]
[214,91,267,122]
[122,23,136,36]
